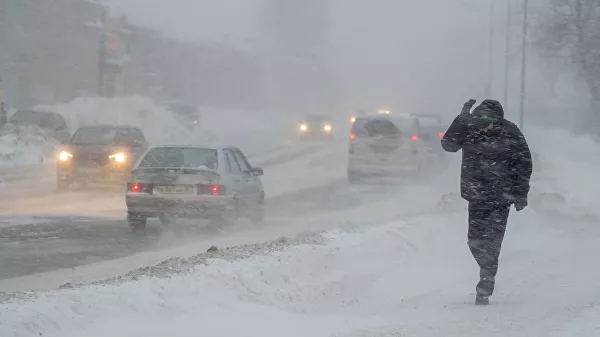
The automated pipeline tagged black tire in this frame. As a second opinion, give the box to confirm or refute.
[56,177,70,192]
[212,199,239,227]
[159,213,176,226]
[249,197,265,224]
[127,213,147,231]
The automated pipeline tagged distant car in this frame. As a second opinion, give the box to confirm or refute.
[56,125,149,190]
[164,101,200,130]
[125,145,265,231]
[411,113,447,156]
[350,108,391,124]
[7,110,70,142]
[347,114,440,183]
[298,114,334,140]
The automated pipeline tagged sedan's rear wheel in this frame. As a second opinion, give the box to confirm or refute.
[128,213,147,231]
[249,197,265,224]
[159,213,176,226]
[211,199,239,227]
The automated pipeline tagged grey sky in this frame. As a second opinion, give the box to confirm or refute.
[105,0,572,124]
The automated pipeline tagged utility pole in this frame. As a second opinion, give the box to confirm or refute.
[519,0,528,129]
[486,0,494,98]
[504,0,511,106]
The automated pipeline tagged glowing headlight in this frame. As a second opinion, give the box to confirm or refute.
[58,151,73,161]
[193,120,199,124]
[109,152,126,163]
[377,109,391,115]
[350,116,356,123]
[323,124,332,132]
[299,124,308,132]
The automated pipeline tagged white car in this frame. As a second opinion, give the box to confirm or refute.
[347,114,438,183]
[125,145,265,231]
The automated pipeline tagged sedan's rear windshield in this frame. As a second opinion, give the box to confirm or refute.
[139,147,218,170]
[71,126,118,144]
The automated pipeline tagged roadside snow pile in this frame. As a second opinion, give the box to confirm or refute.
[38,96,294,156]
[2,209,599,337]
[527,126,600,220]
[36,96,208,145]
[0,124,57,167]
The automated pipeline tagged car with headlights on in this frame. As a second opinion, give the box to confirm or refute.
[56,125,148,190]
[125,145,265,231]
[298,114,334,140]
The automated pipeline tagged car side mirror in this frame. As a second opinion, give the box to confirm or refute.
[251,167,264,176]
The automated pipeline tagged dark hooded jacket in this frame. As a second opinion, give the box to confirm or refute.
[441,100,532,205]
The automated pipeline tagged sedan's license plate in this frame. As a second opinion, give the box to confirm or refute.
[155,185,196,194]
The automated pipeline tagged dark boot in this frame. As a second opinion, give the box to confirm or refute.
[475,294,489,306]
[476,269,495,297]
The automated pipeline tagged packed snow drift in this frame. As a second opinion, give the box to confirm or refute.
[2,206,599,337]
[0,96,295,168]
[0,124,57,167]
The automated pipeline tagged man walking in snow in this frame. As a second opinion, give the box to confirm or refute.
[441,99,532,305]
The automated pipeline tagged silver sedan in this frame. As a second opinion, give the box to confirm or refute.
[125,145,265,231]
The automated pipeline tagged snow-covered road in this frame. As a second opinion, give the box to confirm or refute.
[1,96,599,336]
[2,207,599,337]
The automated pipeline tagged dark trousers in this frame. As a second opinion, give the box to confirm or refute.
[467,201,510,296]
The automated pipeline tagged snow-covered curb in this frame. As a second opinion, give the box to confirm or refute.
[3,207,597,337]
[0,216,436,337]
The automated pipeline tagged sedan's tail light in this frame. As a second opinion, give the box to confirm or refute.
[199,184,226,196]
[411,135,419,141]
[128,183,153,193]
[438,131,444,138]
[350,132,356,140]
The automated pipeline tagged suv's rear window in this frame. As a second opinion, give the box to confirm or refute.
[139,147,218,170]
[417,116,441,129]
[416,116,443,142]
[352,117,414,137]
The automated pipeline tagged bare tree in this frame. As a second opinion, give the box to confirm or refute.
[536,0,600,128]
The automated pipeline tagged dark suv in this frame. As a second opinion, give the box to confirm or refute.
[56,125,148,190]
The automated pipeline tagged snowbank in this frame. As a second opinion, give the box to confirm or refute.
[0,124,58,167]
[2,207,599,337]
[40,96,295,157]
[526,126,600,220]
[0,96,295,168]
[37,96,208,145]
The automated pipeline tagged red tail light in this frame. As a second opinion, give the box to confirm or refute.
[350,132,356,140]
[438,131,444,138]
[128,183,153,193]
[411,135,418,141]
[199,184,226,196]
